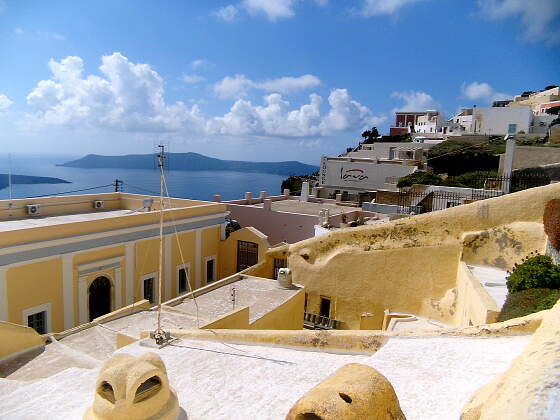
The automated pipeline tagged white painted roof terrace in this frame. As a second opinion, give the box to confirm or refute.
[175,276,302,323]
[0,192,223,234]
[0,335,531,420]
[0,276,302,373]
[0,209,134,233]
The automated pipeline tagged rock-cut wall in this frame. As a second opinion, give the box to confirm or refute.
[278,183,559,329]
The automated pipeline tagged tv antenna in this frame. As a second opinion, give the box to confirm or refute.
[149,145,173,347]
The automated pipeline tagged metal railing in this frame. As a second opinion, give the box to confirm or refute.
[396,174,550,215]
[304,312,341,330]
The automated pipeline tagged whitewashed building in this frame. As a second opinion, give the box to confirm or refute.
[319,142,438,195]
[414,111,444,134]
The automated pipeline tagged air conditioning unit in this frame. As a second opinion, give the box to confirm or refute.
[26,204,41,216]
[143,198,154,211]
[277,268,292,289]
[93,200,105,209]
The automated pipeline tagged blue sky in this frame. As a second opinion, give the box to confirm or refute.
[0,0,558,164]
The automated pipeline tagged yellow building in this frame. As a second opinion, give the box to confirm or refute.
[0,192,270,333]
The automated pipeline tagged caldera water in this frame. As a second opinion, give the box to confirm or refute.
[0,154,287,201]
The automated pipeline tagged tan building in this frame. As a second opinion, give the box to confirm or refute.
[0,192,270,333]
[509,86,560,113]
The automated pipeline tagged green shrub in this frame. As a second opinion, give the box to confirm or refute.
[506,255,560,292]
[396,172,444,188]
[497,288,560,322]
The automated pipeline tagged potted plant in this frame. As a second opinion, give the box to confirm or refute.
[339,213,348,228]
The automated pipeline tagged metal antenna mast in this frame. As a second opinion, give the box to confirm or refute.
[149,144,173,347]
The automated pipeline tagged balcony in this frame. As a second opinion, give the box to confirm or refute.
[303,312,341,330]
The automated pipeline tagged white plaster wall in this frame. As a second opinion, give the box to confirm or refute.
[473,106,532,135]
[320,159,417,191]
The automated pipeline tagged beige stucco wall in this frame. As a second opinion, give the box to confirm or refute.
[219,227,270,279]
[0,321,45,361]
[462,300,560,419]
[250,287,305,330]
[299,244,461,329]
[170,231,196,294]
[461,222,546,270]
[6,258,65,332]
[455,262,499,326]
[201,306,250,329]
[277,183,560,328]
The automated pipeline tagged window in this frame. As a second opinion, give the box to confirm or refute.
[273,258,287,279]
[22,303,51,334]
[27,311,46,334]
[143,277,155,303]
[237,241,258,272]
[508,123,517,134]
[320,297,331,318]
[178,267,189,293]
[206,258,216,283]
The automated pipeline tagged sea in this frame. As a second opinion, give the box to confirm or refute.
[0,154,288,201]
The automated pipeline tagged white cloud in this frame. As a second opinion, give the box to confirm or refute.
[461,81,512,104]
[215,4,239,22]
[15,27,24,35]
[191,59,208,71]
[213,74,254,99]
[213,74,321,99]
[26,53,205,132]
[391,91,440,111]
[258,75,321,93]
[182,74,207,84]
[360,0,423,16]
[0,94,13,112]
[462,82,493,101]
[477,0,560,43]
[217,0,328,22]
[24,54,378,139]
[320,89,384,132]
[242,0,296,21]
[208,89,383,137]
[52,33,65,41]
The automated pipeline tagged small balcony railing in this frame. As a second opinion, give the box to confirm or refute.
[304,312,341,330]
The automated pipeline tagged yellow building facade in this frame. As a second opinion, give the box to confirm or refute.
[0,192,268,333]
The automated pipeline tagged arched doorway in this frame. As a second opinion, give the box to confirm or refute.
[89,276,112,321]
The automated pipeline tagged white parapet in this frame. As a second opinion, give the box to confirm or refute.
[300,182,309,202]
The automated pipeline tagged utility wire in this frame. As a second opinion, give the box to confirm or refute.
[122,182,160,196]
[28,184,114,198]
[425,141,491,162]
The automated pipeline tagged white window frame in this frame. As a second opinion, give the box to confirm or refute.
[140,272,158,304]
[176,263,191,295]
[22,302,52,334]
[204,255,217,284]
